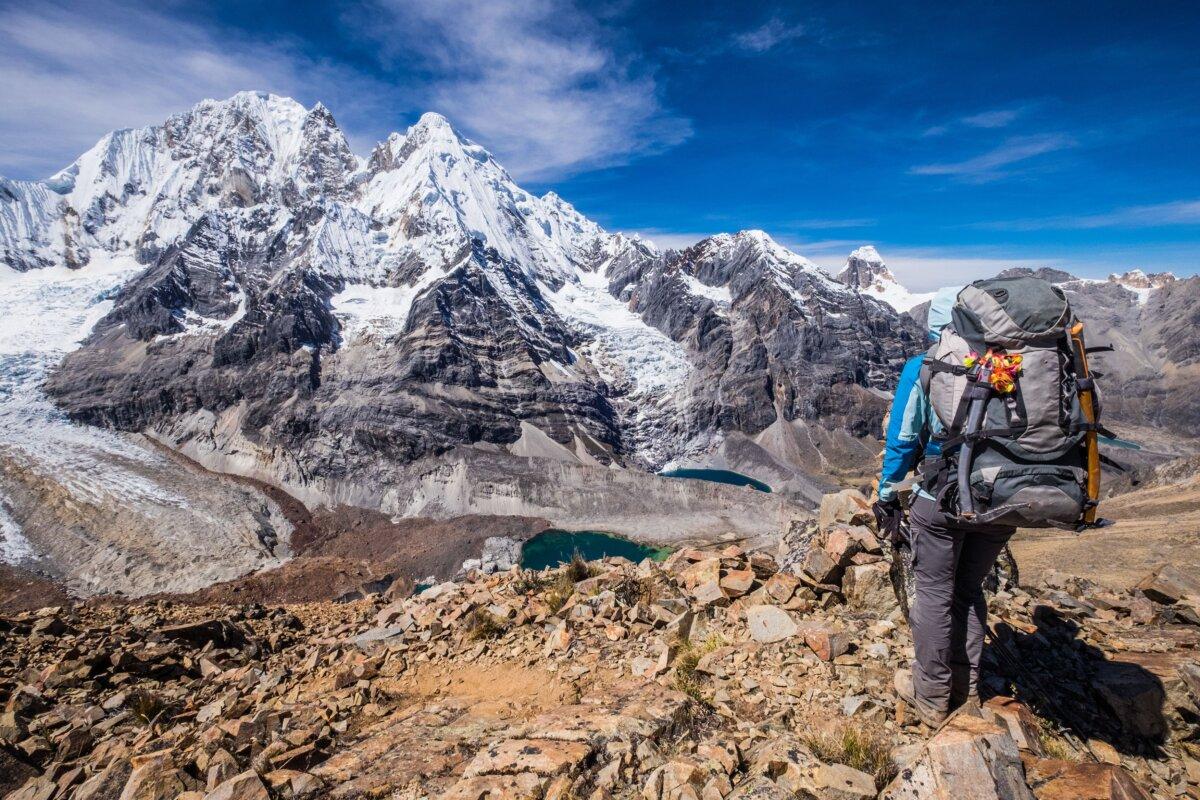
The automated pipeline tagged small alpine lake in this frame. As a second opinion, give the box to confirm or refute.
[659,467,772,493]
[519,530,671,571]
[1099,435,1143,451]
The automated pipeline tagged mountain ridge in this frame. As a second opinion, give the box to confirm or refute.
[0,92,922,594]
[3,91,1195,597]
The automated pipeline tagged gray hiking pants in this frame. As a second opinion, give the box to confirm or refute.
[909,495,1014,713]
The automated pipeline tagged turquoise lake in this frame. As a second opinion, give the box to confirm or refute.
[1099,436,1142,451]
[659,467,772,493]
[519,530,670,570]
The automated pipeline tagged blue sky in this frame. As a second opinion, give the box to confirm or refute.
[1,0,1197,288]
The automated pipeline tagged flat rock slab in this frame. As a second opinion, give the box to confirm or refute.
[726,776,795,800]
[813,762,876,799]
[1024,759,1151,800]
[157,619,249,649]
[745,605,798,643]
[440,772,546,800]
[882,715,1035,800]
[463,738,592,778]
[1135,564,1200,605]
[817,489,873,529]
[204,770,269,800]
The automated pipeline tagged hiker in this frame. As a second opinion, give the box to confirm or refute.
[873,278,1105,727]
[872,286,1015,727]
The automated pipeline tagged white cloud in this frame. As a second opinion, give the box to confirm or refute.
[362,0,691,180]
[924,106,1025,138]
[0,1,397,179]
[0,0,689,182]
[910,133,1075,182]
[974,199,1200,230]
[733,17,806,53]
[960,108,1023,129]
[879,253,1063,292]
[787,218,876,229]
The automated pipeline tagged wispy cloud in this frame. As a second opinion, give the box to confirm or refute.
[961,108,1024,128]
[973,199,1200,230]
[787,217,876,230]
[880,252,1063,291]
[922,106,1026,137]
[733,17,806,53]
[362,0,691,180]
[0,0,393,179]
[0,0,690,182]
[910,133,1075,183]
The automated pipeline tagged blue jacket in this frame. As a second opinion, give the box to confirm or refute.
[877,353,943,501]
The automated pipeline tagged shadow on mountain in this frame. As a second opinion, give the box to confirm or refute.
[984,604,1167,757]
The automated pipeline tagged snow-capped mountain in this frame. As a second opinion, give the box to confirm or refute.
[1107,268,1176,305]
[16,92,919,470]
[2,92,928,590]
[835,245,934,313]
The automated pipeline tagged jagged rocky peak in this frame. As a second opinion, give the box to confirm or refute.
[836,244,933,313]
[535,191,611,269]
[687,230,824,280]
[2,91,360,271]
[836,244,891,289]
[1109,268,1176,290]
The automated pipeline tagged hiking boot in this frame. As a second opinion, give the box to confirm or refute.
[894,669,949,728]
[945,693,983,723]
[950,690,980,709]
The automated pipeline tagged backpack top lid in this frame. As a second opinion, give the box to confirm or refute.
[953,276,1073,349]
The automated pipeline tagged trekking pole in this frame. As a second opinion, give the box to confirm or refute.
[1068,323,1101,525]
[956,364,993,518]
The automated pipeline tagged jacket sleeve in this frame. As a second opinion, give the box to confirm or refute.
[877,355,930,502]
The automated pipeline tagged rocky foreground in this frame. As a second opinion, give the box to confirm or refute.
[2,494,1200,800]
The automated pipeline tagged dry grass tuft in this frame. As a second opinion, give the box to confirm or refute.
[1035,716,1080,761]
[671,633,728,704]
[565,551,594,582]
[802,724,898,789]
[465,608,509,641]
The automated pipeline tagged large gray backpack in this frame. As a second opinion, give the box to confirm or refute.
[919,277,1107,529]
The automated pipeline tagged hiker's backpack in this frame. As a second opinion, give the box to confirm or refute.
[919,277,1107,529]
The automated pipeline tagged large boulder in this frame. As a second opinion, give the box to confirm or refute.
[818,490,874,529]
[1092,660,1167,741]
[1135,564,1200,605]
[843,562,897,612]
[1023,760,1150,800]
[881,715,1034,799]
[203,771,269,800]
[745,606,799,643]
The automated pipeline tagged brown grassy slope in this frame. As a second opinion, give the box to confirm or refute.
[1012,458,1200,590]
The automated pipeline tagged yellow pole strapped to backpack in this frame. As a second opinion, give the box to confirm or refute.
[1069,322,1101,524]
